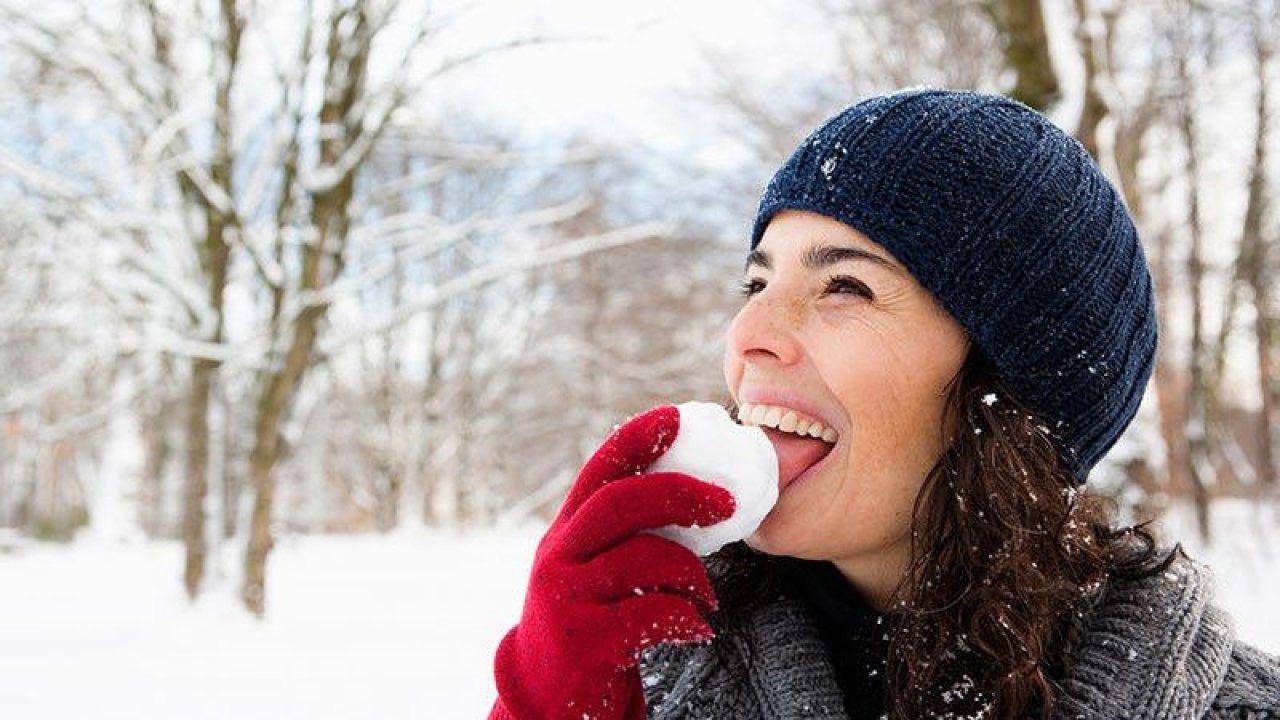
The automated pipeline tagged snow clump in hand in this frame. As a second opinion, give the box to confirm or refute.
[648,401,778,556]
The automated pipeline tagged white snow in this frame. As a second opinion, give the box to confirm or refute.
[649,402,778,556]
[0,501,1274,719]
[0,529,539,720]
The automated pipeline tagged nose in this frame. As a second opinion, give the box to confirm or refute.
[726,285,805,367]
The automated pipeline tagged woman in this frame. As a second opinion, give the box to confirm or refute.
[488,90,1280,719]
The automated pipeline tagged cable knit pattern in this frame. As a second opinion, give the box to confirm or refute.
[640,555,1280,718]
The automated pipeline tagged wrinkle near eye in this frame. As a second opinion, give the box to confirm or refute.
[865,283,912,310]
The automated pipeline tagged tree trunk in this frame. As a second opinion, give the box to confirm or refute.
[182,355,213,598]
[420,304,447,525]
[985,0,1061,111]
[1174,8,1213,539]
[241,3,365,615]
[181,0,239,599]
[182,231,230,598]
[138,390,174,537]
[242,414,279,615]
[1071,0,1109,159]
[1244,3,1275,489]
[220,393,240,539]
[373,247,405,532]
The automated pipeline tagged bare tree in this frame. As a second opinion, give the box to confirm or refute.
[1202,0,1276,496]
[985,0,1062,111]
[1172,0,1216,539]
[169,0,240,600]
[1239,0,1277,490]
[2,0,249,593]
[0,198,121,538]
[1071,0,1111,156]
[3,0,678,613]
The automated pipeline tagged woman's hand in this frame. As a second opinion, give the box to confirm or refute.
[489,405,736,720]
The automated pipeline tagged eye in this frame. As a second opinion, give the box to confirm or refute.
[738,277,766,297]
[824,275,874,300]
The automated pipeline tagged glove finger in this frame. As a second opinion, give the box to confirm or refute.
[560,471,736,560]
[561,405,681,518]
[582,533,719,613]
[606,592,715,668]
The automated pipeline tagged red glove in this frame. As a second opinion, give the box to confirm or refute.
[489,405,736,720]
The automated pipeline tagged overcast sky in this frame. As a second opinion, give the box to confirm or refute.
[432,0,822,147]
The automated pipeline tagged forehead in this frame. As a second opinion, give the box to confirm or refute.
[746,213,905,275]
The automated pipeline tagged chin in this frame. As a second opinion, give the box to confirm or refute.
[744,525,782,556]
[745,515,813,559]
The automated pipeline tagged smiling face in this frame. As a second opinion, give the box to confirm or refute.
[723,210,970,606]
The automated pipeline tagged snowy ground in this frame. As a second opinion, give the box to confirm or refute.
[0,527,542,719]
[0,501,1276,719]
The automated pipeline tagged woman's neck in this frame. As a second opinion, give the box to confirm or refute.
[830,547,909,612]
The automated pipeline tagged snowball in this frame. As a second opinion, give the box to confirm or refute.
[648,402,778,556]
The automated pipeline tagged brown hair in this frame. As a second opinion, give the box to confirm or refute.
[709,349,1178,718]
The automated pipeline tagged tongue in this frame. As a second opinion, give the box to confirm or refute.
[762,427,833,487]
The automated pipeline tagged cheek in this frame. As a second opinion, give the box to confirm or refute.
[880,343,967,468]
[722,346,742,394]
[869,374,952,476]
[824,338,953,476]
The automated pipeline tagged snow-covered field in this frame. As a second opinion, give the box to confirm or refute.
[0,527,542,719]
[0,501,1275,719]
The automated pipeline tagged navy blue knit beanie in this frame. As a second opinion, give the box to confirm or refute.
[752,89,1157,483]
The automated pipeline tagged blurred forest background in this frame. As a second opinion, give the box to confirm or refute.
[1,0,1278,618]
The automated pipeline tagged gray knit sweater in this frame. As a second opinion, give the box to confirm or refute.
[640,556,1280,718]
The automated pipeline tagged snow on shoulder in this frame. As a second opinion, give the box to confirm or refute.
[649,401,778,556]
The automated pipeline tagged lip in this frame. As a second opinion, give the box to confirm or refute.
[736,387,842,433]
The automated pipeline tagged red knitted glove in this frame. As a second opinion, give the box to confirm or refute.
[489,405,736,720]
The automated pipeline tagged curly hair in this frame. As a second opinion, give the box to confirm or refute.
[708,349,1178,719]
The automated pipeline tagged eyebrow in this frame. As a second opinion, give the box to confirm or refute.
[744,244,901,274]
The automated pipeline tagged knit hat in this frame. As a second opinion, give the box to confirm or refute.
[751,89,1157,482]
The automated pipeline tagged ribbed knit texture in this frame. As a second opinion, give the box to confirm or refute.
[642,599,848,718]
[751,89,1158,482]
[640,555,1280,718]
[778,559,893,719]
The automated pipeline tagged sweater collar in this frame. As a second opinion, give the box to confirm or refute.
[1052,555,1235,718]
[747,554,1237,719]
[645,553,1235,719]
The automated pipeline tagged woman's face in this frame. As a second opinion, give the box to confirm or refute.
[723,210,969,602]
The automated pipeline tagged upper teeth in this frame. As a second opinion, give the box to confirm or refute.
[737,403,839,443]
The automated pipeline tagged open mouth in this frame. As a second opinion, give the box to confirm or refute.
[736,403,839,490]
